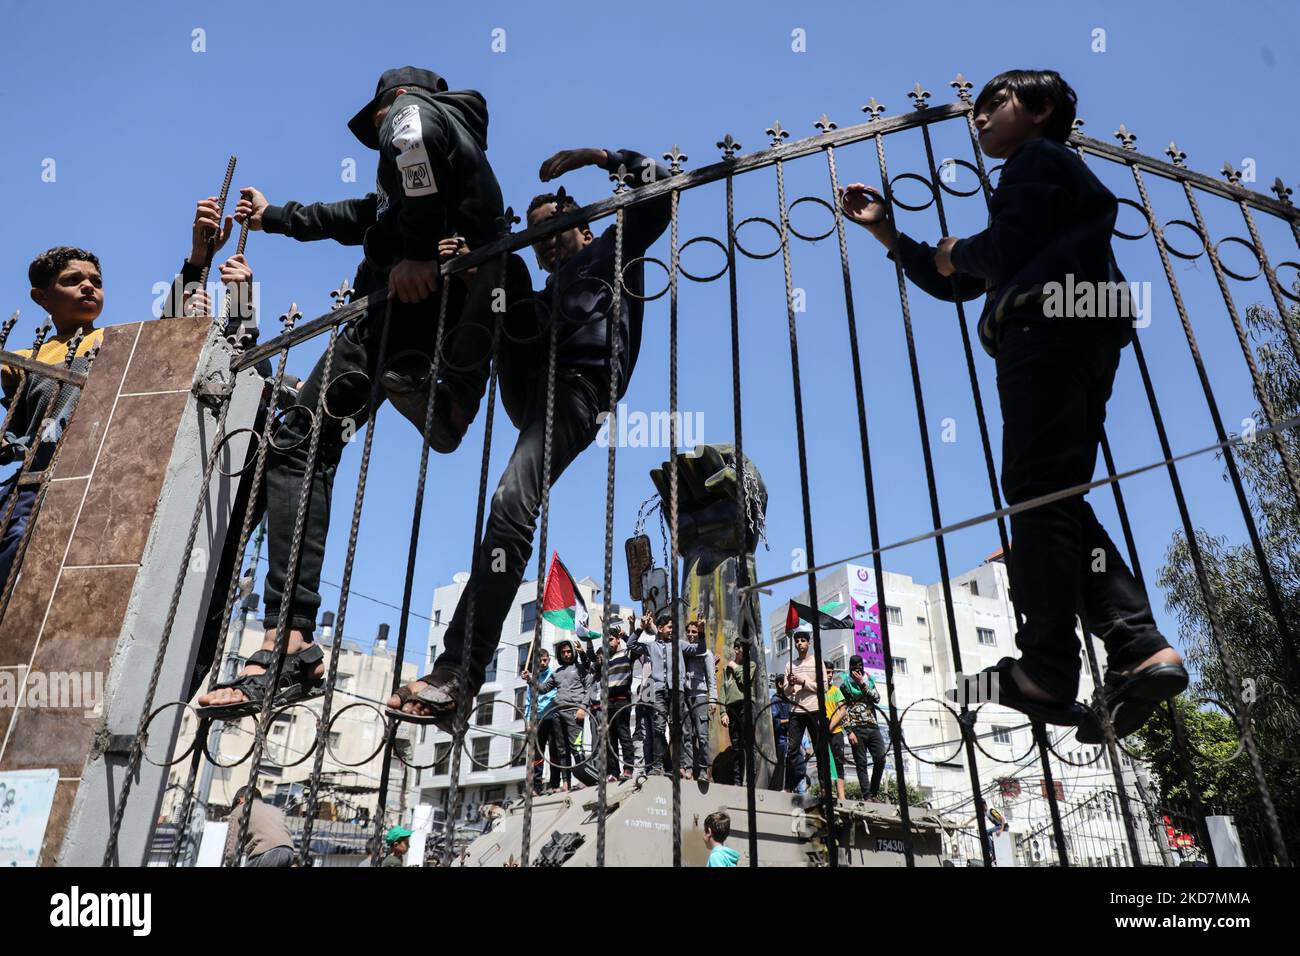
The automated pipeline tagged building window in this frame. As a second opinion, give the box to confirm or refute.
[992,725,1011,745]
[916,616,926,627]
[886,606,902,626]
[922,664,932,674]
[891,657,908,675]
[777,636,789,654]
[433,743,451,776]
[514,686,528,716]
[327,731,342,751]
[969,580,980,597]
[510,743,527,768]
[520,600,538,634]
[471,736,491,768]
[483,650,499,684]
[517,642,533,672]
[977,627,997,646]
[476,694,495,726]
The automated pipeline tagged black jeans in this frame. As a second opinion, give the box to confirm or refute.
[848,724,887,798]
[784,711,823,792]
[261,255,527,636]
[725,701,751,785]
[533,715,561,792]
[996,320,1170,701]
[430,365,603,692]
[595,700,635,776]
[555,706,598,786]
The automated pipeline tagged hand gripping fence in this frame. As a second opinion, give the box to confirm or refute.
[78,74,1300,868]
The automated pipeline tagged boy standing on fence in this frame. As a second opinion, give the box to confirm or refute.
[839,69,1186,741]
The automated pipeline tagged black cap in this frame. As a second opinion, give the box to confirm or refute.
[348,66,448,150]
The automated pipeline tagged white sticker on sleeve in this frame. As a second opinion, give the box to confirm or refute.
[389,104,437,196]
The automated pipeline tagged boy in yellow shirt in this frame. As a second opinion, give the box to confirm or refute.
[0,247,105,584]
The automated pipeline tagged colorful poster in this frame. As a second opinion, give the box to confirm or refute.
[846,564,886,681]
[0,767,59,866]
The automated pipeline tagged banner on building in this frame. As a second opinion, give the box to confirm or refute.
[846,564,886,682]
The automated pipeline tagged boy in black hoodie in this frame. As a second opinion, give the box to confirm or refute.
[389,146,672,723]
[200,67,509,716]
[840,70,1185,741]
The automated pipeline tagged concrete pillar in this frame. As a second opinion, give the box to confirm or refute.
[0,317,262,865]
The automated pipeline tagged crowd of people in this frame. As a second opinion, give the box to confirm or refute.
[516,614,893,801]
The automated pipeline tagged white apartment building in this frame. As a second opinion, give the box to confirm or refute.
[411,572,627,822]
[765,554,1169,866]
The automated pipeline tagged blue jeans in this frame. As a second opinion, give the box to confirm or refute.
[0,479,38,587]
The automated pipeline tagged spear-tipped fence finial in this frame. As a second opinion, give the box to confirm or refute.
[496,206,521,237]
[610,164,632,194]
[766,121,790,148]
[0,310,19,350]
[280,303,302,332]
[330,280,353,311]
[664,145,688,174]
[862,98,886,122]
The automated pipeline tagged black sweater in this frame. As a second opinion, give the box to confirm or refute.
[261,88,505,296]
[542,148,672,395]
[889,137,1129,356]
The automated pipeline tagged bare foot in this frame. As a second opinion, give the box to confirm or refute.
[197,628,320,707]
[388,679,435,717]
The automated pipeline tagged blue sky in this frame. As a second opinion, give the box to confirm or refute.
[2,0,1297,674]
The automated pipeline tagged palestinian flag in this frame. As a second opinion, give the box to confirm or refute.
[542,551,599,638]
[787,599,853,631]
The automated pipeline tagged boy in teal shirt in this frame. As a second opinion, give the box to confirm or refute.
[704,810,739,867]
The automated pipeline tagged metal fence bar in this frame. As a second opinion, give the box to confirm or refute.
[866,104,992,867]
[769,120,839,863]
[818,118,917,865]
[162,306,301,866]
[719,136,762,865]
[297,283,389,865]
[228,316,342,865]
[518,242,563,869]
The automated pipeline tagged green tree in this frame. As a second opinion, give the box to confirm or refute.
[1153,293,1300,855]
